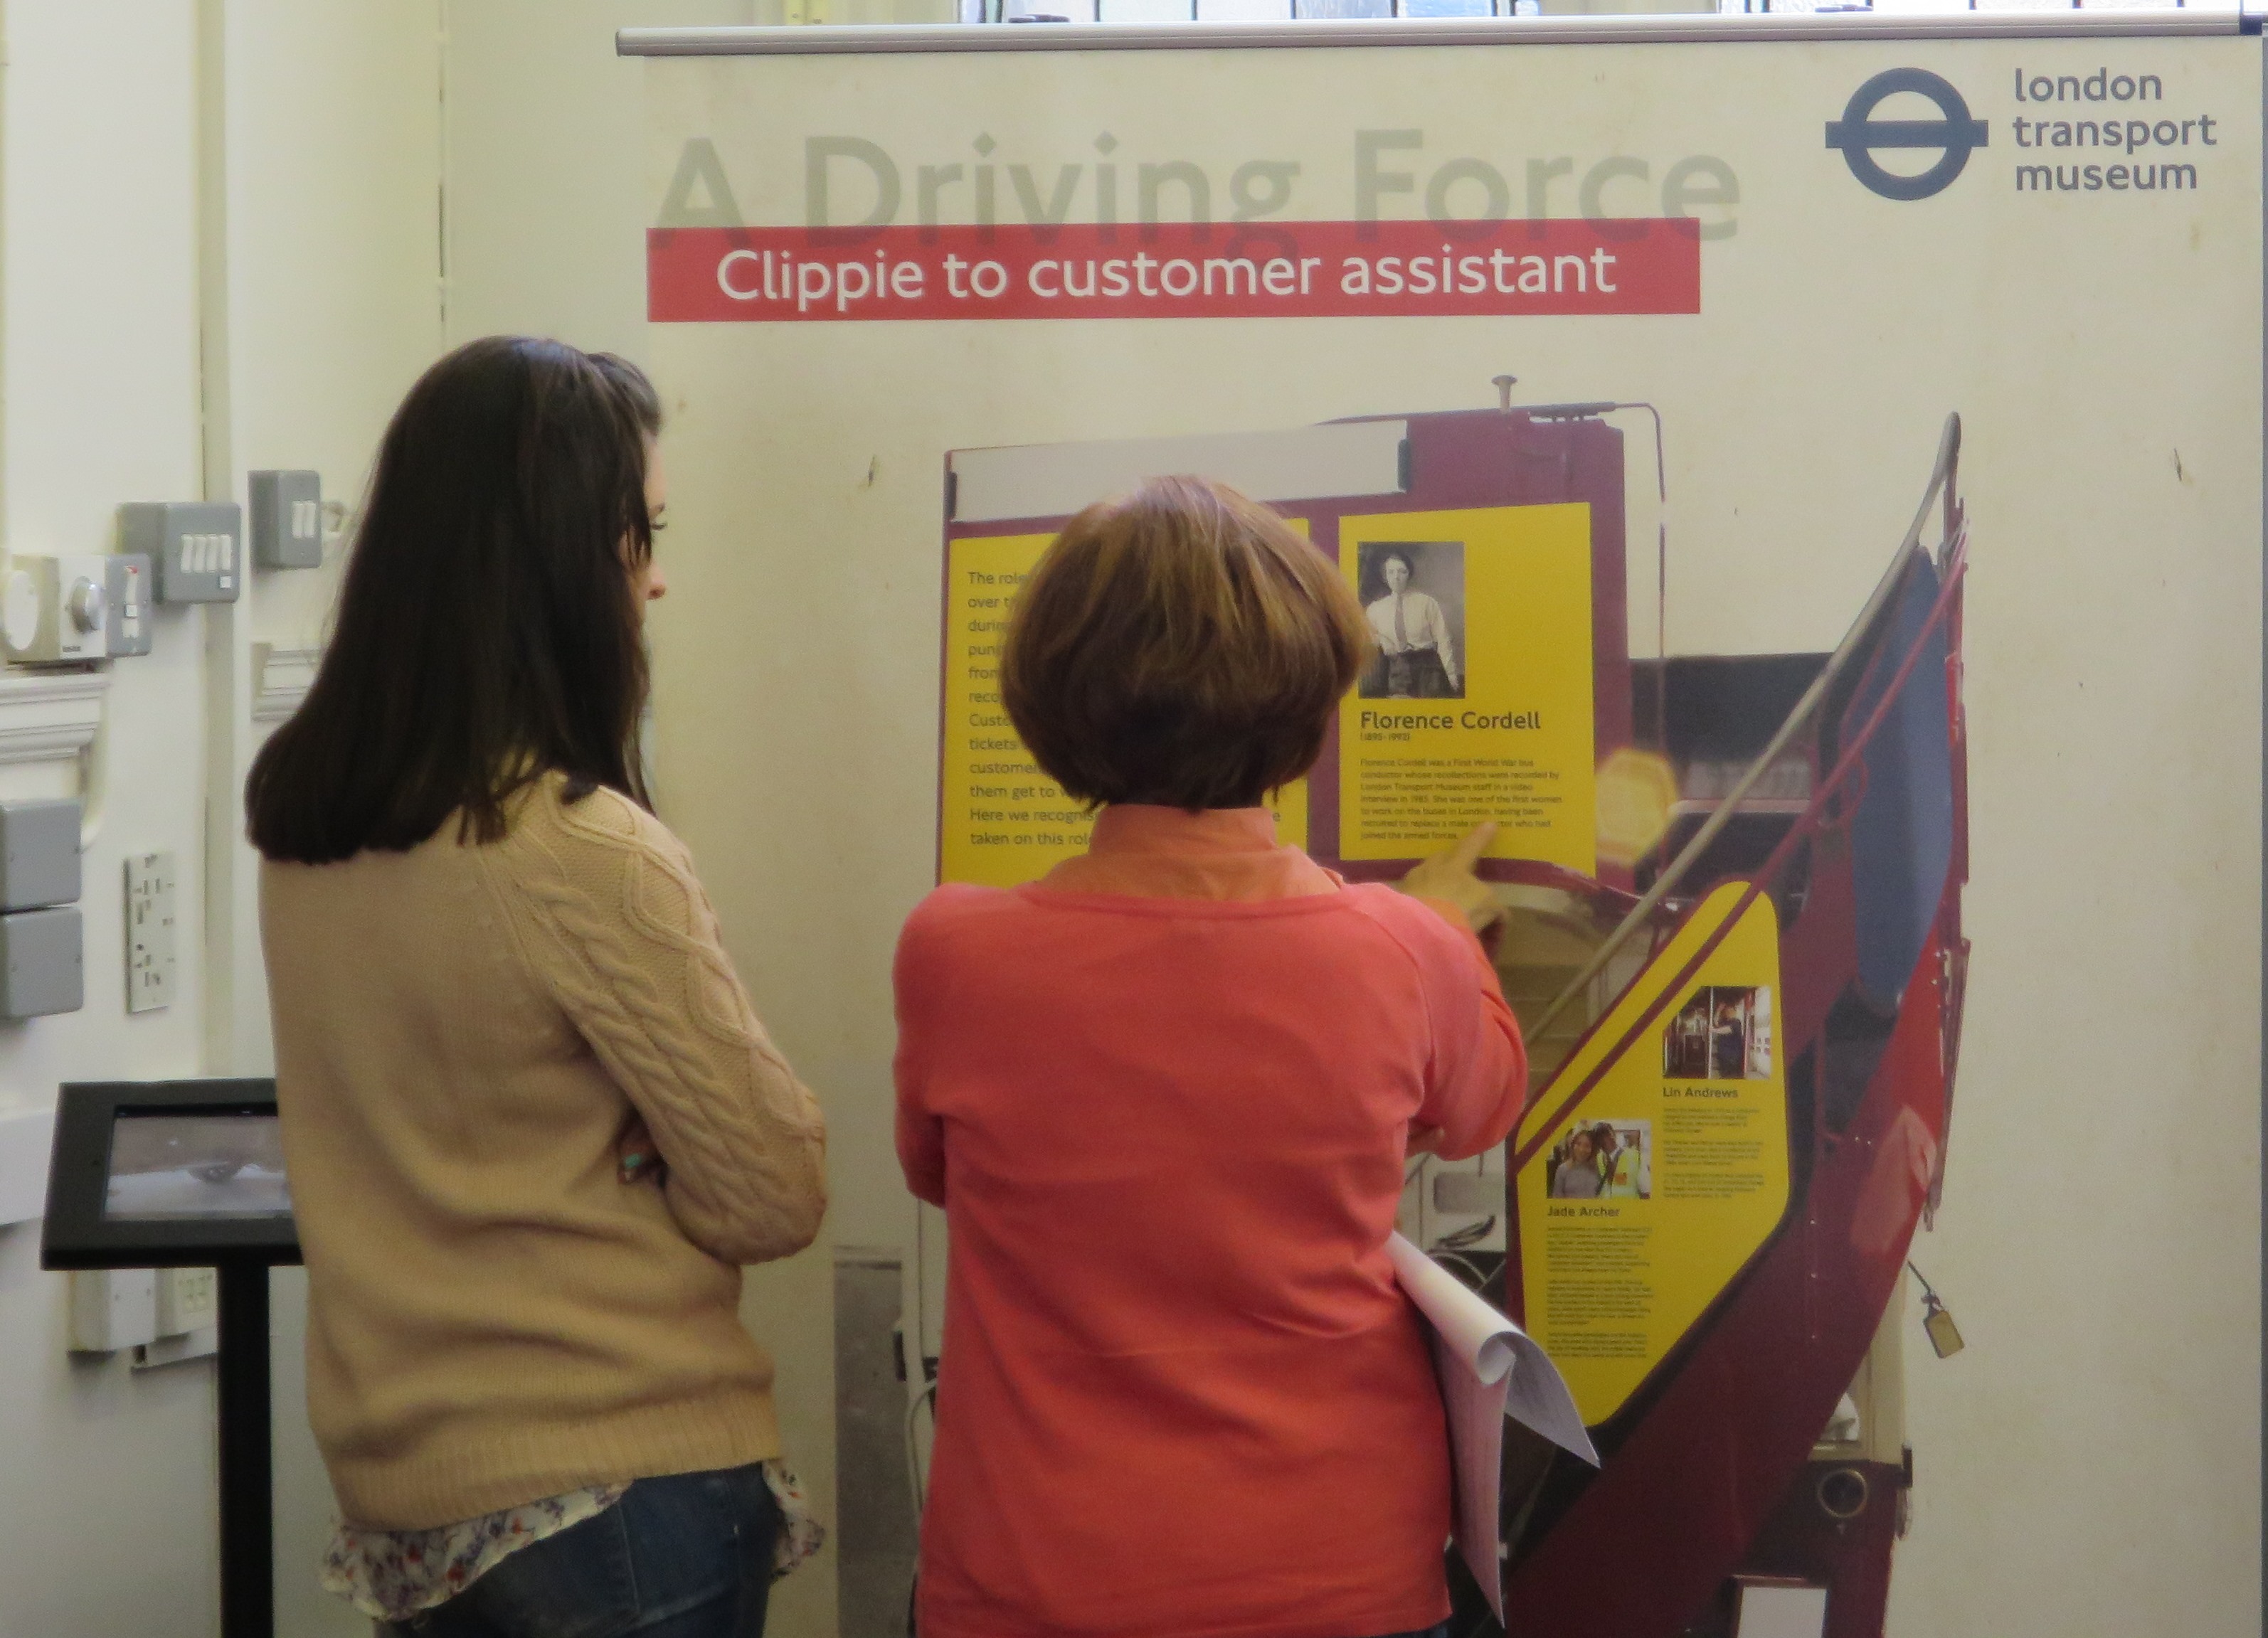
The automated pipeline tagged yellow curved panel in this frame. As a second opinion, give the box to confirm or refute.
[1514,881,1790,1426]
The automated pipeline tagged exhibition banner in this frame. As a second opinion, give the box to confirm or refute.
[640,22,2263,1638]
[650,219,1702,319]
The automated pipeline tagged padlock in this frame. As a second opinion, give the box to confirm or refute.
[1921,1293,1964,1359]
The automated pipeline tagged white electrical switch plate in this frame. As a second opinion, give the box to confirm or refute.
[70,1268,157,1353]
[105,554,152,657]
[125,852,176,1013]
[155,1266,216,1335]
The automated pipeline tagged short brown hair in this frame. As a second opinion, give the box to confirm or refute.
[1002,475,1367,811]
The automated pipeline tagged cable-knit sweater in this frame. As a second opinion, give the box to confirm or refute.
[260,773,827,1529]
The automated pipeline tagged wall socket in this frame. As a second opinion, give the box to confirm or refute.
[155,1266,215,1334]
[125,852,176,1013]
[71,1267,218,1361]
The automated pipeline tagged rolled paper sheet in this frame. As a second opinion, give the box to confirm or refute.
[1386,1232,1599,1623]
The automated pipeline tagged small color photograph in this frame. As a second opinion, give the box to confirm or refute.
[1546,1120,1651,1201]
[1663,986,1773,1081]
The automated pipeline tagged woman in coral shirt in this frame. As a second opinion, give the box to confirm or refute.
[894,476,1528,1638]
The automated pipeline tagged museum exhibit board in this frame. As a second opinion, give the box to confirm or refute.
[627,16,2263,1636]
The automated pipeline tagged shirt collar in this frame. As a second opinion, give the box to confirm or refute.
[1035,802,1340,902]
[1085,804,1282,856]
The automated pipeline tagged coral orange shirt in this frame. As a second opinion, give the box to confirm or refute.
[894,806,1527,1638]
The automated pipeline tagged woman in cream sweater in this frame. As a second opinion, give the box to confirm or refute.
[248,336,827,1637]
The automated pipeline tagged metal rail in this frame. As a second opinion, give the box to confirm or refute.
[620,10,2250,55]
[1525,411,1964,1043]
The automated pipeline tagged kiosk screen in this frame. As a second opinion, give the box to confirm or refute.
[104,1111,291,1220]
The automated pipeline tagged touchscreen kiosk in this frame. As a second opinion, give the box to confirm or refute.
[42,1079,297,1638]
[42,1078,297,1268]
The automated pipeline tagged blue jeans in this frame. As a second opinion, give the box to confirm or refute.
[381,1464,783,1638]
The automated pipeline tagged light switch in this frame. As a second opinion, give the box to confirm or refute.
[119,501,243,604]
[105,555,153,656]
[249,470,324,569]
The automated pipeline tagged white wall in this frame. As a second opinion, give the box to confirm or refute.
[0,4,440,1634]
[204,0,445,1084]
[203,8,445,1636]
[443,0,760,361]
[0,8,230,1631]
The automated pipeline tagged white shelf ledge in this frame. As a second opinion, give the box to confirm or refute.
[0,669,106,767]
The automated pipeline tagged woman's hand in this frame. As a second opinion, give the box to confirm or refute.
[1398,821,1505,935]
[617,1115,667,1185]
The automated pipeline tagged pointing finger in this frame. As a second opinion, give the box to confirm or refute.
[1447,820,1499,872]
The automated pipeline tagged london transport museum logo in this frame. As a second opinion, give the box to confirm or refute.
[1825,68,1987,199]
[1827,65,2216,198]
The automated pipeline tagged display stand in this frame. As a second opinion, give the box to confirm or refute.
[41,1078,297,1638]
[215,1261,282,1638]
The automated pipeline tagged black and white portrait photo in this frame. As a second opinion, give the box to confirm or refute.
[1356,541,1466,700]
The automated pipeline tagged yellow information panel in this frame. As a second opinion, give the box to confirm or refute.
[939,531,1305,887]
[1514,882,1790,1426]
[1337,504,1595,870]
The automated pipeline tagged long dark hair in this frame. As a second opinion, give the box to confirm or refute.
[247,336,661,863]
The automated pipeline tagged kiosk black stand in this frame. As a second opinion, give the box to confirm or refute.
[41,1078,299,1638]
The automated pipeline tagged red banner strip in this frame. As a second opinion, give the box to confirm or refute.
[650,219,1700,322]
